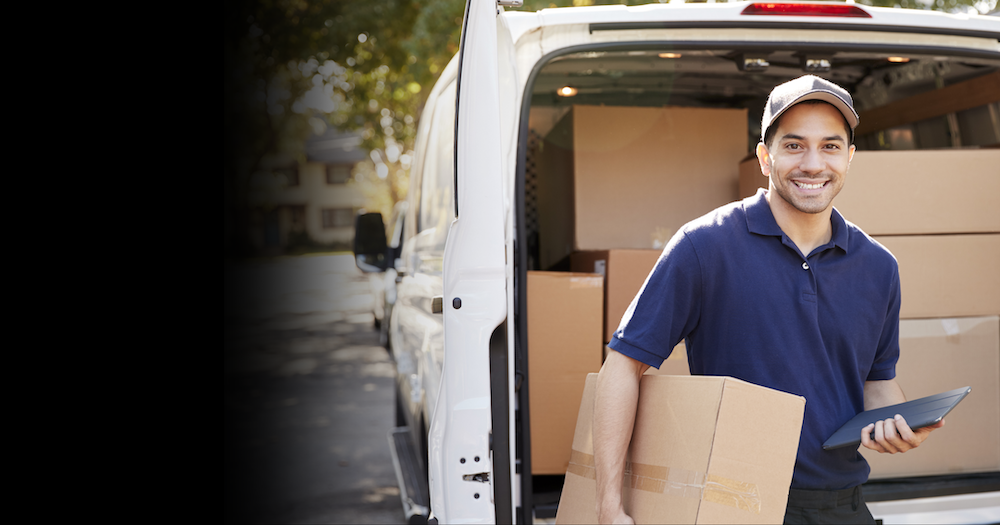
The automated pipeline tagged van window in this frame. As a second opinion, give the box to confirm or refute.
[417,80,457,253]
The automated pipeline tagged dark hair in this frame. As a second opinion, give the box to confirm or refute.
[763,100,853,149]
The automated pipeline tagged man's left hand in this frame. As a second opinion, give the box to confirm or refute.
[860,414,944,454]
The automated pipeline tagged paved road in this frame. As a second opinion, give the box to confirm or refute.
[224,254,405,524]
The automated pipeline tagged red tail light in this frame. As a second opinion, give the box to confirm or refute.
[741,3,872,17]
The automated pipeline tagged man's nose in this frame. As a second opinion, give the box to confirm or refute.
[799,148,825,174]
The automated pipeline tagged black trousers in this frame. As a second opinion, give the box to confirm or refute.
[783,485,876,525]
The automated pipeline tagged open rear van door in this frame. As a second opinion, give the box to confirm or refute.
[428,1,516,523]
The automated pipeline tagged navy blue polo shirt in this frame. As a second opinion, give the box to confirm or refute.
[609,189,900,491]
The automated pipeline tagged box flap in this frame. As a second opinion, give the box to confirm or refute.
[699,378,805,523]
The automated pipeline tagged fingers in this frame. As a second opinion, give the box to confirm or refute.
[860,423,884,453]
[876,417,901,453]
[862,415,942,455]
[892,415,916,448]
[598,509,635,525]
[864,417,904,453]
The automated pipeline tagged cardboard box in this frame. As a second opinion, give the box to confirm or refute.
[556,374,805,524]
[539,105,747,258]
[862,316,1000,479]
[738,150,1000,235]
[876,234,1000,319]
[738,154,765,203]
[571,250,662,344]
[528,271,605,474]
[569,250,691,369]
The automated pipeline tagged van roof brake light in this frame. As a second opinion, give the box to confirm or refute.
[741,3,872,18]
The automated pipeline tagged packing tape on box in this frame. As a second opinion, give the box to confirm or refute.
[567,449,761,514]
[570,276,603,289]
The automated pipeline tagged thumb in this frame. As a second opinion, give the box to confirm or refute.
[918,419,945,434]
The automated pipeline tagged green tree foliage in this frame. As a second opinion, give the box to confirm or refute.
[224,0,462,253]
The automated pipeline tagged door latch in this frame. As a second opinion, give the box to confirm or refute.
[462,472,490,483]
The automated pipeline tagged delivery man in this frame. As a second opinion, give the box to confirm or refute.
[592,75,943,525]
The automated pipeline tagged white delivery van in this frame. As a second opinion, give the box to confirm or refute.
[354,1,1000,523]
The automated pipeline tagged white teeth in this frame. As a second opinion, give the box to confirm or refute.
[795,181,825,189]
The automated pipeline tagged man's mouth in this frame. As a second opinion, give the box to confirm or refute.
[794,180,826,190]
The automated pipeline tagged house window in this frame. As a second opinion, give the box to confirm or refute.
[326,164,351,184]
[321,208,354,229]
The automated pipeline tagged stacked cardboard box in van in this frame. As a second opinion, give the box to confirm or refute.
[861,316,1000,478]
[527,271,605,475]
[739,148,1000,478]
[538,105,747,268]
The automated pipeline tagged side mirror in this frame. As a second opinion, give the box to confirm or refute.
[354,212,388,272]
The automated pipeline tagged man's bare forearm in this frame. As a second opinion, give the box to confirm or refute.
[864,379,906,410]
[594,350,649,524]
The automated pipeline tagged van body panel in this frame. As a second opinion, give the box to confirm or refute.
[392,55,456,482]
[527,2,1000,36]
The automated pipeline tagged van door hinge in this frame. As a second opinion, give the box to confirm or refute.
[432,296,443,314]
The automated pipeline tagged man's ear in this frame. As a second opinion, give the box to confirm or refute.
[756,142,772,177]
[848,144,856,164]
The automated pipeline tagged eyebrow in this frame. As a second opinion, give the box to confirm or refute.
[780,133,846,143]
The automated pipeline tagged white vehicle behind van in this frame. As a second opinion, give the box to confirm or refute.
[354,1,1000,523]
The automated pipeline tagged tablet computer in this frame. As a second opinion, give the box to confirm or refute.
[822,386,971,450]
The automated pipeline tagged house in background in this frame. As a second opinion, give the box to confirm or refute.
[247,128,367,254]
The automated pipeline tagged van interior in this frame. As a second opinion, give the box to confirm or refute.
[519,45,1000,519]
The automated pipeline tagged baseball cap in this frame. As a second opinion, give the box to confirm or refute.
[761,75,860,144]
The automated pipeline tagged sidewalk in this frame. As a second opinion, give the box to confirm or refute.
[224,254,405,524]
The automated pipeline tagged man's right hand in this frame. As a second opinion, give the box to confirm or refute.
[593,350,649,525]
[597,508,635,525]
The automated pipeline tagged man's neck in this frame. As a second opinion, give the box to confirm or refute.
[765,190,833,257]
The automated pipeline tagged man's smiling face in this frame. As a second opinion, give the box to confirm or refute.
[759,102,855,216]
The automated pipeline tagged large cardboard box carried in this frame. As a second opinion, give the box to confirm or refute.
[862,316,1000,479]
[538,105,747,266]
[556,374,805,524]
[737,150,1000,236]
[527,271,605,475]
[876,234,1000,319]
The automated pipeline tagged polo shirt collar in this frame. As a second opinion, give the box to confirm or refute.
[744,188,850,253]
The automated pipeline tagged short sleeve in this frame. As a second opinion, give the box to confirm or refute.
[867,263,900,381]
[608,230,703,368]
